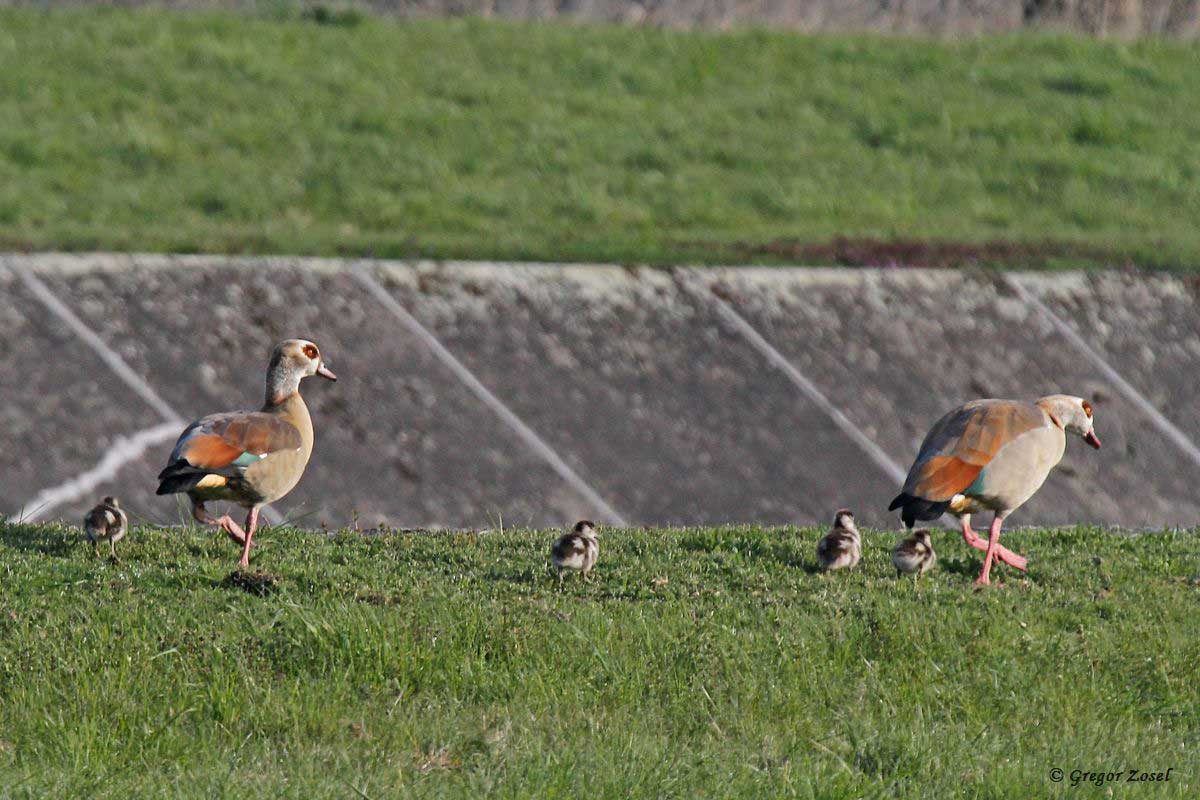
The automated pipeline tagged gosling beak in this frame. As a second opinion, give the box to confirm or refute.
[316,363,338,381]
[1084,430,1101,449]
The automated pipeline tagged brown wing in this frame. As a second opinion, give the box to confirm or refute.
[894,539,927,557]
[171,412,302,471]
[902,400,1046,502]
[84,505,110,532]
[816,532,850,558]
[157,412,303,496]
[551,534,584,560]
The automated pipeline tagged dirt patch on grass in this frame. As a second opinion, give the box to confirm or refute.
[356,589,396,606]
[222,570,281,597]
[723,237,1140,270]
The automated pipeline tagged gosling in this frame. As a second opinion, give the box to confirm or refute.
[892,529,937,578]
[816,509,861,572]
[84,496,127,560]
[550,520,599,583]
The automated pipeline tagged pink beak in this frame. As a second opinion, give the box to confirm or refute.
[316,363,338,381]
[1085,430,1101,449]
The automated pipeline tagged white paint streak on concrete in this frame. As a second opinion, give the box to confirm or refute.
[15,266,183,424]
[679,269,909,486]
[10,262,285,525]
[20,422,180,522]
[1008,275,1200,471]
[355,268,630,527]
[8,254,1199,527]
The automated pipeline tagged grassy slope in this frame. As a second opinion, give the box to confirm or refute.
[0,522,1196,797]
[1,11,1199,268]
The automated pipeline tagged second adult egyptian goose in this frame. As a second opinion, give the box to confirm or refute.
[888,395,1100,586]
[156,339,336,567]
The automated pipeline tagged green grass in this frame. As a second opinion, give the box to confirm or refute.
[1,11,1200,268]
[0,521,1197,797]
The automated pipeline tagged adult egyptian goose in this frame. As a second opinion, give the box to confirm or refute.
[888,395,1100,586]
[891,530,936,579]
[84,496,127,560]
[156,339,336,567]
[816,509,861,572]
[550,520,599,583]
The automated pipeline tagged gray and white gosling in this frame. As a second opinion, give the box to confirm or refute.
[84,496,127,560]
[550,520,599,583]
[816,509,861,572]
[892,529,937,578]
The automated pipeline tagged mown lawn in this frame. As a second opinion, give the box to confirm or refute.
[0,521,1195,797]
[0,10,1199,268]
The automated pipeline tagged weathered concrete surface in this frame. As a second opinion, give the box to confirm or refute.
[375,263,897,526]
[27,256,604,528]
[14,2,1193,38]
[702,268,1200,527]
[5,255,1199,530]
[1020,272,1200,443]
[0,267,164,514]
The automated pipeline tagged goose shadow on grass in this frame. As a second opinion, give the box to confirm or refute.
[473,563,669,602]
[934,554,1035,586]
[769,543,820,573]
[733,540,822,573]
[937,555,983,579]
[430,564,548,593]
[798,561,825,576]
[0,523,80,557]
[487,565,628,597]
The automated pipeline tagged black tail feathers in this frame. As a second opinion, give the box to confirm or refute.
[156,475,203,496]
[156,461,204,496]
[888,493,950,528]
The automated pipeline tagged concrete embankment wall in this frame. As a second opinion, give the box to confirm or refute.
[2,254,1197,530]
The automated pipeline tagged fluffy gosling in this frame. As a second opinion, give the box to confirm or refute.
[816,509,861,572]
[550,520,599,583]
[84,496,127,560]
[892,529,937,578]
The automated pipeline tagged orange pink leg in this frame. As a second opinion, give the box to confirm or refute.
[192,502,259,566]
[961,514,1026,585]
[193,501,248,546]
[239,507,260,568]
